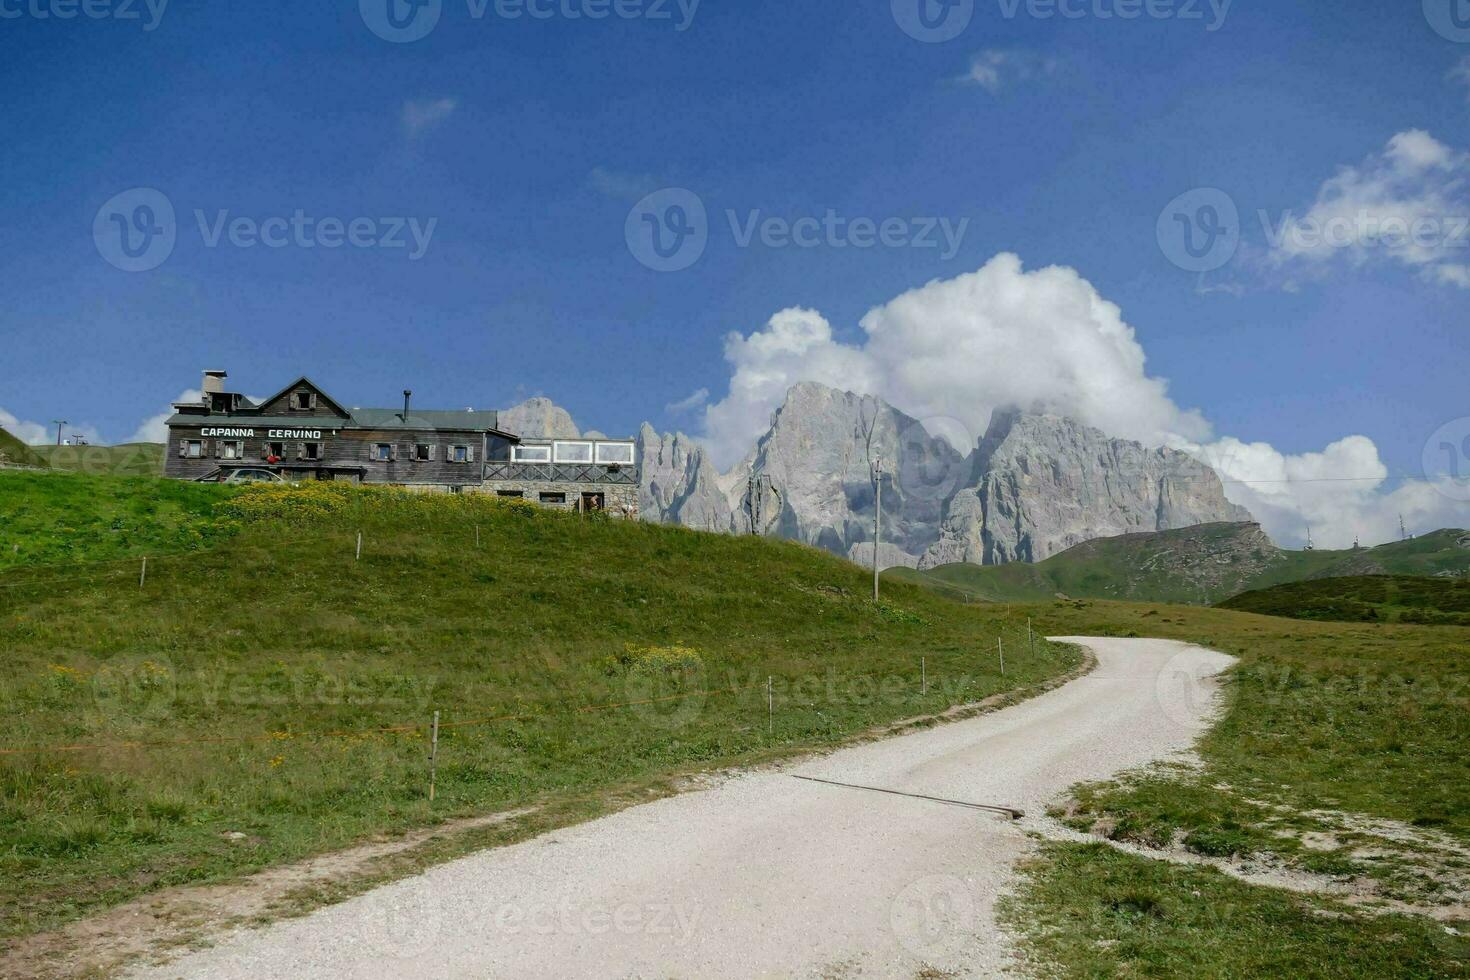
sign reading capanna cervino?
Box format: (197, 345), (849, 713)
(266, 429), (324, 439)
(201, 427), (257, 438)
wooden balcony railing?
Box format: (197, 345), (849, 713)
(482, 461), (638, 485)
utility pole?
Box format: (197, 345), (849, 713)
(872, 453), (882, 603)
(1399, 514), (1411, 541)
(51, 420), (67, 446)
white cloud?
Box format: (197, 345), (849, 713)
(127, 390), (200, 444)
(957, 49), (1057, 93)
(700, 254), (1470, 547)
(1182, 434), (1468, 549)
(1451, 56), (1470, 102)
(0, 408), (52, 445)
(703, 254), (1205, 468)
(1434, 264), (1470, 289)
(401, 98), (457, 139)
(665, 387), (710, 416)
(0, 408), (102, 446)
(588, 167), (660, 200)
(1266, 130), (1470, 288)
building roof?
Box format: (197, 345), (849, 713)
(165, 374), (520, 438)
(166, 409), (514, 436)
(347, 408), (510, 434)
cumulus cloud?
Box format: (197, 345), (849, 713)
(665, 387), (710, 416)
(957, 49), (1057, 93)
(0, 408), (101, 446)
(127, 390), (200, 444)
(401, 98), (457, 139)
(700, 254), (1469, 547)
(1173, 435), (1466, 549)
(588, 167), (661, 200)
(0, 408), (51, 445)
(704, 254), (1206, 467)
(1265, 130), (1470, 289)
(1452, 56), (1470, 102)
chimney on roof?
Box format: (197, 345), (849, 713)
(202, 370), (228, 395)
(402, 390), (412, 422)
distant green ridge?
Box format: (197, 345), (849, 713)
(889, 522), (1470, 605)
(1218, 574), (1470, 625)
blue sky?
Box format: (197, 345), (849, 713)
(2, 0), (1468, 541)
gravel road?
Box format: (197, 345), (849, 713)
(131, 637), (1234, 980)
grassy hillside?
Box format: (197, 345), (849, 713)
(0, 427), (48, 469)
(1003, 599), (1470, 977)
(1219, 574), (1470, 626)
(0, 475), (1077, 940)
(0, 470), (239, 569)
(29, 442), (164, 477)
(892, 523), (1470, 605)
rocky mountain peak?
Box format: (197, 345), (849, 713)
(498, 397), (580, 440)
(637, 424), (734, 533)
(920, 409), (1251, 567)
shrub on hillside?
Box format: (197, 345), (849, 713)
(222, 482), (547, 526)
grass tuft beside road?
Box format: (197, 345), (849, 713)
(1003, 841), (1467, 979)
(1004, 600), (1470, 977)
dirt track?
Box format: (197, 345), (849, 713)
(130, 637), (1234, 979)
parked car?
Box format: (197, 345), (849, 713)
(195, 468), (286, 484)
(223, 468), (286, 484)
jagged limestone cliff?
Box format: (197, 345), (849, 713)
(919, 410), (1251, 568)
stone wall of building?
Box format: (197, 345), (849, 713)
(475, 479), (639, 518)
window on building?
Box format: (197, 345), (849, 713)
(539, 492), (566, 504)
(553, 441), (594, 464)
(373, 443), (393, 462)
(185, 440), (203, 458)
(512, 444), (552, 463)
(302, 442), (320, 461)
(293, 391), (313, 410)
(594, 442), (635, 466)
(222, 441), (244, 460)
(450, 445), (469, 463)
(497, 490), (524, 498)
(415, 444), (432, 461)
(449, 486), (464, 495)
(266, 442), (284, 460)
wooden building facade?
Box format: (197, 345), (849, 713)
(163, 371), (639, 515)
